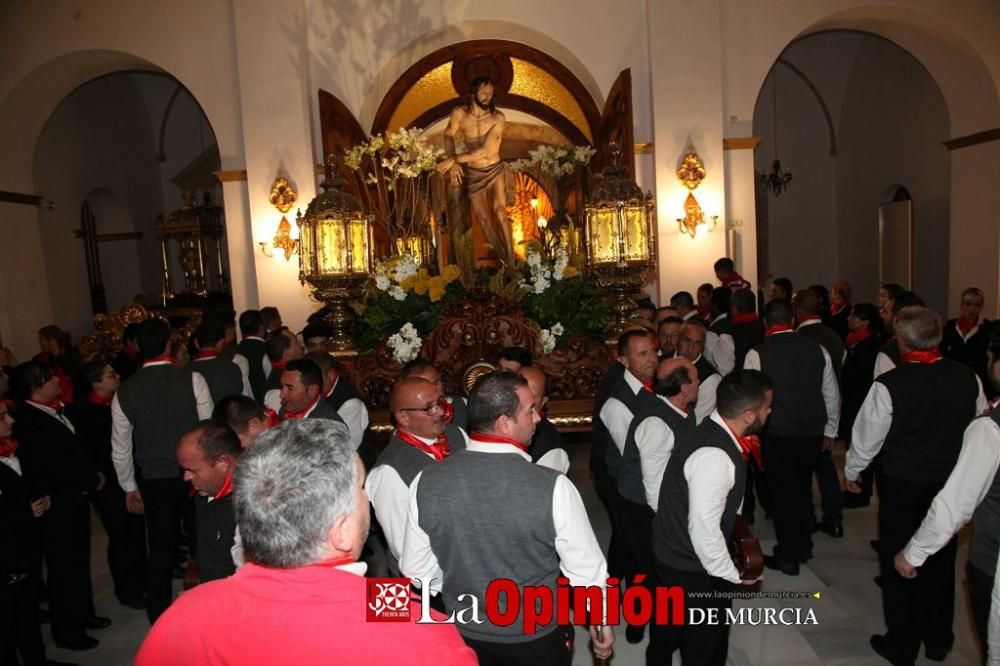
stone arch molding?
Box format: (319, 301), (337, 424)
(742, 5), (1000, 139)
(358, 19), (605, 133)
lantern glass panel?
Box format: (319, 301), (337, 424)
(299, 220), (314, 277)
(588, 207), (619, 265)
(348, 218), (369, 273)
(623, 206), (649, 263)
(317, 217), (347, 275)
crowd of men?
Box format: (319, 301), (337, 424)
(1, 255), (998, 666)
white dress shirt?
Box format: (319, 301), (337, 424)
(0, 454), (22, 477)
(365, 434), (437, 564)
(400, 439), (608, 613)
(264, 389), (281, 413)
(326, 377), (370, 451)
(874, 351), (896, 379)
(233, 336), (271, 389)
(535, 448), (571, 475)
(845, 372), (987, 482)
(743, 331), (841, 438)
(598, 369), (645, 455)
(692, 355), (721, 425)
(710, 324), (736, 377)
(685, 411), (744, 584)
(111, 361), (214, 493)
(633, 397), (689, 510)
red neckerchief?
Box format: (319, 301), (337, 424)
(957, 317), (979, 337)
(797, 315), (822, 326)
(194, 349), (220, 361)
(144, 355), (176, 366)
(263, 407), (281, 428)
(27, 398), (64, 412)
(87, 393), (114, 406)
(124, 346), (139, 359)
(0, 437), (18, 458)
(324, 373), (340, 400)
(830, 302), (849, 317)
(765, 324), (793, 338)
(469, 431), (529, 453)
(845, 328), (874, 349)
(696, 305), (711, 321)
(440, 398), (455, 424)
(283, 395), (320, 421)
(213, 472), (235, 501)
(721, 419), (763, 469)
(731, 313), (759, 325)
(641, 380), (654, 393)
(305, 556), (357, 570)
(271, 360), (287, 372)
(395, 428), (452, 462)
(901, 349), (943, 364)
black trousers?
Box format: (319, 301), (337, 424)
(648, 564), (732, 666)
(967, 561), (992, 664)
(814, 449), (843, 524)
(92, 482), (147, 604)
(742, 457), (771, 521)
(878, 474), (957, 662)
(602, 474), (637, 581)
(40, 494), (93, 642)
(2, 570), (47, 665)
(138, 476), (187, 624)
(618, 495), (658, 627)
(763, 434), (821, 563)
(463, 626), (572, 666)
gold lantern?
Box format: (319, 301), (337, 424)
(583, 143), (657, 341)
(296, 172), (373, 354)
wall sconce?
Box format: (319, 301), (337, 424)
(674, 148), (717, 238)
(259, 174), (299, 260)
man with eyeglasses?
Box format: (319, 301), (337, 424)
(675, 320), (721, 424)
(366, 377), (466, 575)
(401, 358), (468, 431)
(657, 316), (684, 360)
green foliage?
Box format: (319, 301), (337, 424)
(522, 272), (611, 340)
(352, 287), (444, 355)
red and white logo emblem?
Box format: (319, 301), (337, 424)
(366, 578), (412, 622)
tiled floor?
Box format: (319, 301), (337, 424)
(42, 439), (982, 665)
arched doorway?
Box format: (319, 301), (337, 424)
(752, 30), (950, 313)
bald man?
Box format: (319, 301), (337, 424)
(676, 321), (722, 424)
(519, 367), (570, 474)
(365, 378), (466, 574)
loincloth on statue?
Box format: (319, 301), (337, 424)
(463, 161), (515, 206)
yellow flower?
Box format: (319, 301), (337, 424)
(442, 264), (461, 283)
(562, 265), (579, 278)
(427, 276), (447, 302)
(399, 275), (418, 291)
(417, 267), (429, 279)
(413, 278), (429, 296)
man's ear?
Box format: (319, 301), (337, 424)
(327, 513), (353, 554)
(540, 395), (549, 411)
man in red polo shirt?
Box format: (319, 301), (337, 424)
(136, 419), (475, 665)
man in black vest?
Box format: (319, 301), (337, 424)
(234, 310), (269, 404)
(845, 306), (986, 664)
(618, 357), (698, 645)
(591, 356), (627, 578)
(498, 346), (533, 373)
(192, 318), (248, 403)
(12, 361), (107, 650)
(301, 321), (333, 354)
(263, 328), (305, 412)
(177, 420), (241, 583)
(940, 287), (995, 396)
(875, 291), (925, 379)
(306, 351), (370, 453)
(400, 358), (468, 431)
(519, 366), (569, 472)
(213, 395), (272, 450)
(706, 287), (734, 375)
(111, 318), (214, 623)
(745, 299), (840, 575)
(676, 320), (721, 424)
(768, 276), (793, 302)
(401, 371), (614, 664)
(671, 291), (698, 321)
(794, 289), (847, 538)
(657, 316), (684, 360)
(277, 358), (344, 423)
(260, 306), (283, 334)
(366, 377), (465, 574)
(894, 332), (1000, 664)
(651, 370), (772, 665)
(601, 329), (658, 585)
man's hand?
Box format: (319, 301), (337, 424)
(822, 437), (835, 452)
(741, 574), (763, 586)
(894, 552), (918, 579)
(125, 489), (144, 514)
(845, 480), (862, 494)
(435, 157), (456, 176)
(588, 625), (614, 661)
(30, 495), (51, 518)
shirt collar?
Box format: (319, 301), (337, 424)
(466, 439), (532, 461)
(660, 395), (689, 418)
(335, 561), (368, 576)
(143, 360), (173, 367)
(245, 336), (266, 343)
(623, 369), (645, 394)
(796, 319), (822, 330)
(711, 314), (728, 325)
(709, 410), (743, 454)
(683, 311), (697, 320)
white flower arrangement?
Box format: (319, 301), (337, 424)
(521, 246), (571, 295)
(539, 322), (565, 354)
(374, 254), (420, 301)
(387, 322), (422, 364)
(512, 144), (596, 178)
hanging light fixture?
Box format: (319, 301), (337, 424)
(760, 68), (793, 197)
